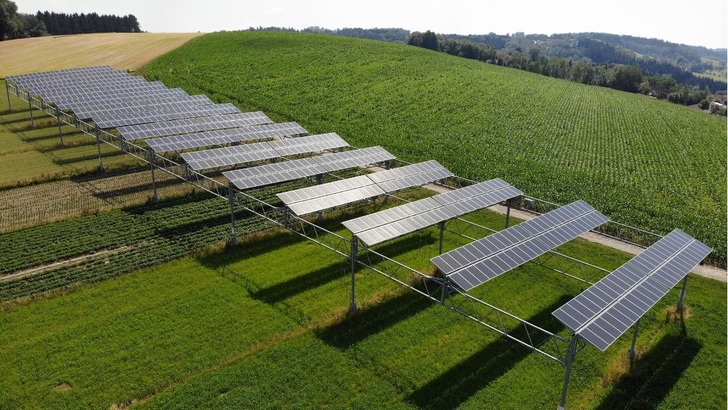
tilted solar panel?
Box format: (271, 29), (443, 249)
(432, 200), (609, 291)
(147, 122), (309, 153)
(117, 112), (273, 140)
(552, 229), (712, 351)
(223, 146), (397, 190)
(343, 179), (523, 246)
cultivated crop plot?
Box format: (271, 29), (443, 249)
(0, 32), (725, 410)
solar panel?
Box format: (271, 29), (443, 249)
(368, 160), (454, 193)
(224, 157), (328, 190)
(267, 133), (348, 156)
(552, 229), (712, 351)
(93, 103), (241, 129)
(117, 112), (273, 140)
(278, 175), (386, 216)
(223, 146), (397, 190)
(72, 95), (215, 119)
(343, 179), (523, 246)
(180, 133), (349, 171)
(147, 122), (309, 153)
(316, 146), (395, 172)
(432, 200), (609, 291)
(55, 88), (190, 110)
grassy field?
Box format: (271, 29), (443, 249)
(0, 31), (725, 409)
(142, 31), (727, 267)
(0, 33), (203, 77)
(0, 211), (724, 409)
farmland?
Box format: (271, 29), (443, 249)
(142, 31), (727, 267)
(0, 31), (725, 410)
(0, 32), (204, 77)
(0, 212), (725, 409)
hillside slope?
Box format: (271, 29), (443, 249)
(0, 32), (203, 77)
(142, 31), (727, 266)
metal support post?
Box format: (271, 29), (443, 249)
(283, 207), (290, 229)
(628, 318), (641, 361)
(349, 236), (359, 314)
(505, 198), (512, 228)
(316, 174), (323, 185)
(56, 107), (64, 147)
(5, 82), (11, 112)
(28, 98), (35, 128)
(438, 221), (445, 255)
(558, 334), (578, 410)
(148, 149), (159, 202)
(228, 183), (238, 246)
(677, 276), (689, 313)
(94, 126), (105, 173)
(440, 279), (448, 303)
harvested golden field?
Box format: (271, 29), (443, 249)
(0, 32), (204, 77)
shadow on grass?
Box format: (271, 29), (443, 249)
(51, 149), (127, 165)
(316, 290), (434, 349)
(407, 296), (570, 410)
(595, 333), (702, 410)
(250, 260), (348, 304)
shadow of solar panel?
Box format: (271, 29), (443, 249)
(433, 200), (608, 291)
(552, 229), (712, 351)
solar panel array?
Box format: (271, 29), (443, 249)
(552, 229), (711, 351)
(94, 103), (241, 129)
(117, 112), (273, 140)
(343, 178), (523, 246)
(73, 95), (215, 120)
(223, 146), (396, 190)
(277, 161), (453, 215)
(147, 122), (308, 153)
(181, 133), (349, 171)
(4, 66), (294, 137)
(432, 200), (609, 291)
(279, 175), (386, 216)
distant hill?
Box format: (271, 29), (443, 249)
(442, 32), (727, 92)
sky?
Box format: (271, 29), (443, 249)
(14, 0), (728, 49)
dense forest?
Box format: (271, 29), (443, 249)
(0, 0), (140, 40)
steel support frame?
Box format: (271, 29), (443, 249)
(5, 80), (677, 410)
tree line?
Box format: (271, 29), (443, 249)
(408, 31), (723, 109)
(35, 12), (141, 35)
(0, 0), (140, 40)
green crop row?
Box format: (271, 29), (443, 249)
(143, 31), (726, 267)
(0, 212), (275, 302)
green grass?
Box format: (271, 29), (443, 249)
(0, 210), (724, 409)
(0, 79), (143, 189)
(142, 31), (727, 267)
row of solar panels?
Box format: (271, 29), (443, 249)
(336, 177), (711, 352)
(6, 66), (404, 193)
(6, 66), (257, 136)
(8, 66), (712, 356)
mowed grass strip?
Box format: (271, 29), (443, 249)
(0, 32), (204, 77)
(142, 31), (727, 267)
(1, 209), (723, 409)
